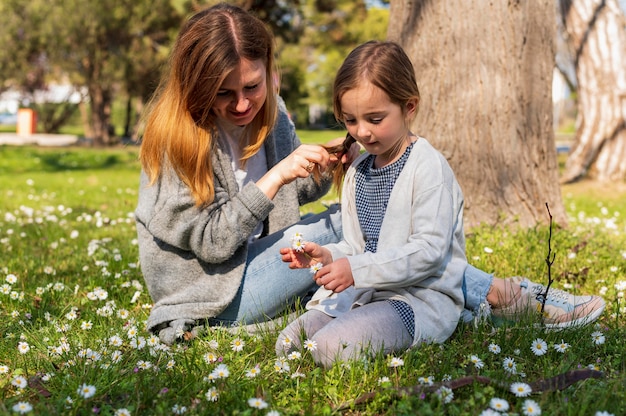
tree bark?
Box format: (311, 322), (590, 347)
(388, 0), (567, 228)
(559, 0), (626, 183)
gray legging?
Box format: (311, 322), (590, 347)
(276, 301), (413, 368)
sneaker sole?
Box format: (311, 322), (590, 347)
(542, 301), (606, 331)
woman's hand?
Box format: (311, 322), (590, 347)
(324, 135), (361, 166)
(257, 144), (330, 199)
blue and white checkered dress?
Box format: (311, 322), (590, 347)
(354, 142), (416, 338)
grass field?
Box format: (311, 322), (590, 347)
(0, 139), (625, 415)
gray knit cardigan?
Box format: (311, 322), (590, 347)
(135, 102), (332, 332)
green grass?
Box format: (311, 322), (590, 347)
(0, 144), (625, 415)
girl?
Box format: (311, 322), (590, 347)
(277, 41), (466, 367)
(276, 41), (605, 368)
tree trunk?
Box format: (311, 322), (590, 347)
(559, 0), (626, 183)
(388, 0), (567, 228)
(88, 83), (113, 147)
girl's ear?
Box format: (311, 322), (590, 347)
(405, 98), (419, 118)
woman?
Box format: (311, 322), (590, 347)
(135, 3), (604, 345)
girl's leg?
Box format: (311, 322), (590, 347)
(275, 310), (333, 356)
(298, 302), (413, 368)
(213, 204), (342, 325)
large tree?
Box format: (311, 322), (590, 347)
(558, 0), (626, 183)
(388, 0), (567, 228)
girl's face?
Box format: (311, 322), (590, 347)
(340, 80), (417, 165)
(213, 58), (268, 126)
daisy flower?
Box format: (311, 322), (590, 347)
(204, 352), (218, 364)
(248, 397), (269, 409)
(290, 233), (305, 252)
(310, 262), (323, 274)
(77, 383), (97, 399)
(287, 351), (301, 360)
(489, 397), (509, 412)
(378, 376), (391, 385)
(171, 404), (187, 414)
(245, 365), (261, 378)
(510, 382), (532, 397)
(11, 375), (28, 389)
(281, 335), (293, 349)
(231, 338), (245, 352)
(554, 340), (570, 353)
(418, 376), (434, 386)
(114, 409), (132, 416)
(17, 342), (30, 354)
(594, 411), (614, 416)
(488, 343), (501, 354)
(303, 339), (318, 352)
(502, 357), (517, 374)
(274, 358), (290, 373)
(388, 357), (404, 368)
(591, 331), (606, 345)
(521, 399), (541, 415)
(212, 364), (230, 379)
(436, 386), (454, 404)
(469, 354), (484, 369)
(530, 338), (548, 356)
(480, 409), (500, 416)
(12, 402), (33, 414)
(0, 364), (9, 374)
(205, 387), (219, 402)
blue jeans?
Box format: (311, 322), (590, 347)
(463, 264), (493, 311)
(214, 204), (342, 324)
(214, 203), (492, 324)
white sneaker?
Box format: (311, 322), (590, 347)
(492, 277), (605, 330)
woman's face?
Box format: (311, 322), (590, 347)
(213, 58), (268, 126)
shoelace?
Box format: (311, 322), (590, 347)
(531, 284), (569, 303)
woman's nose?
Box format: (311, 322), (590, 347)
(233, 93), (249, 112)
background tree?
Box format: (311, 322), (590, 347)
(387, 0), (567, 228)
(0, 0), (181, 145)
(557, 0), (626, 183)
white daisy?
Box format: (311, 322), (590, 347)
(530, 338), (548, 356)
(248, 397), (268, 409)
(489, 397), (509, 412)
(510, 382), (532, 397)
(521, 399), (541, 415)
(553, 340), (570, 353)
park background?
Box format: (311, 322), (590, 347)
(1, 0), (626, 415)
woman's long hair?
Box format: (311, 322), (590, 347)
(139, 3), (278, 207)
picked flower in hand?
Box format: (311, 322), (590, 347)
(310, 262), (323, 274)
(290, 232), (305, 252)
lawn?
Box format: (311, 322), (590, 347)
(0, 140), (624, 415)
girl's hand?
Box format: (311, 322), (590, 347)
(279, 241), (331, 270)
(314, 258), (354, 293)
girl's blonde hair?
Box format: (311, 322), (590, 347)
(139, 3), (278, 206)
(328, 41), (421, 188)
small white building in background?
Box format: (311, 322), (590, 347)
(0, 84), (85, 114)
